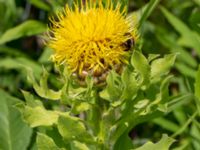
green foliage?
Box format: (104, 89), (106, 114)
(0, 57), (42, 77)
(150, 54), (176, 81)
(195, 66), (200, 99)
(27, 68), (61, 100)
(0, 0), (200, 150)
(37, 133), (65, 150)
(0, 90), (32, 150)
(28, 0), (51, 11)
(16, 51), (178, 149)
(131, 51), (150, 86)
(57, 115), (94, 143)
(161, 7), (200, 56)
(114, 133), (134, 150)
(138, 0), (161, 29)
(18, 105), (61, 127)
(195, 66), (200, 114)
(134, 134), (175, 150)
(0, 20), (46, 45)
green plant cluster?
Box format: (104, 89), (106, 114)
(15, 50), (176, 149)
(0, 0), (200, 150)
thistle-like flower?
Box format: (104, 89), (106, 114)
(48, 0), (138, 83)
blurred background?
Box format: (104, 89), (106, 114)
(0, 0), (200, 149)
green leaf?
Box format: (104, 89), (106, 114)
(172, 111), (198, 138)
(134, 99), (149, 109)
(131, 51), (150, 87)
(159, 76), (172, 102)
(139, 0), (161, 28)
(168, 94), (193, 112)
(135, 76), (171, 115)
(175, 62), (196, 78)
(27, 68), (61, 100)
(195, 65), (200, 99)
(71, 102), (91, 115)
(39, 47), (53, 63)
(100, 71), (122, 102)
(112, 93), (191, 144)
(17, 104), (60, 127)
(37, 133), (65, 150)
(190, 122), (200, 150)
(134, 134), (175, 150)
(194, 65), (200, 114)
(99, 88), (110, 102)
(0, 57), (42, 79)
(189, 9), (200, 33)
(161, 7), (200, 56)
(114, 133), (133, 150)
(60, 82), (87, 105)
(0, 46), (27, 57)
(0, 90), (32, 150)
(151, 54), (176, 81)
(21, 90), (43, 107)
(70, 141), (90, 150)
(29, 0), (51, 11)
(120, 67), (138, 101)
(0, 20), (46, 44)
(153, 118), (179, 132)
(155, 26), (197, 68)
(0, 0), (17, 32)
(193, 0), (200, 6)
(173, 107), (187, 125)
(57, 115), (94, 143)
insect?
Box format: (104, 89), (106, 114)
(123, 33), (135, 51)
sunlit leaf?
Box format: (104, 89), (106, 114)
(151, 54), (176, 81)
(134, 134), (175, 150)
(57, 115), (94, 143)
(120, 67), (138, 101)
(131, 51), (150, 87)
(27, 68), (61, 100)
(70, 141), (90, 150)
(100, 71), (122, 102)
(37, 133), (65, 150)
(71, 101), (91, 114)
(17, 104), (61, 127)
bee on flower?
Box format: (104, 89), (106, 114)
(48, 0), (138, 85)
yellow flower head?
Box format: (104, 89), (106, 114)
(48, 0), (138, 77)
